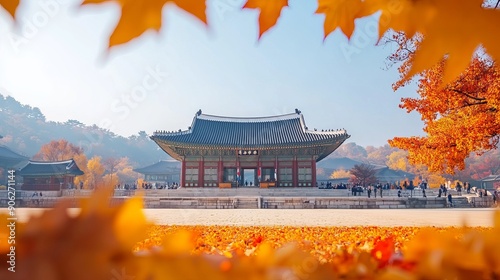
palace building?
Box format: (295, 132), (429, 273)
(151, 109), (349, 188)
(18, 159), (84, 191)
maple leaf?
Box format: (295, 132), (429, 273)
(243, 0), (288, 39)
(361, 0), (431, 39)
(82, 0), (207, 47)
(0, 0), (19, 19)
(315, 0), (372, 39)
(406, 0), (500, 83)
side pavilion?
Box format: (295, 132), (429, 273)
(151, 109), (350, 188)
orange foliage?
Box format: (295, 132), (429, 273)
(33, 139), (84, 162)
(390, 57), (500, 174)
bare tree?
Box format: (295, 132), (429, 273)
(350, 164), (378, 188)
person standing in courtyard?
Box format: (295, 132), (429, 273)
(447, 193), (453, 207)
(456, 182), (462, 196)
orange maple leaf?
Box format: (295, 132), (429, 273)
(361, 0), (431, 39)
(0, 0), (19, 19)
(243, 0), (288, 39)
(406, 0), (500, 83)
(82, 0), (207, 47)
(315, 0), (372, 39)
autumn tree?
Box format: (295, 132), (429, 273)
(389, 56), (500, 174)
(103, 157), (120, 186)
(330, 169), (350, 179)
(85, 156), (105, 189)
(35, 139), (88, 185)
(102, 157), (140, 186)
(34, 139), (83, 161)
(349, 164), (377, 187)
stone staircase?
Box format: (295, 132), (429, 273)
(449, 196), (471, 208)
(233, 197), (259, 209)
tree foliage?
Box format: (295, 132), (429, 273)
(86, 156), (105, 189)
(330, 169), (350, 179)
(33, 139), (83, 162)
(389, 56), (500, 174)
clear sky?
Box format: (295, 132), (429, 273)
(0, 0), (423, 147)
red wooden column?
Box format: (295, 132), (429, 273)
(257, 155), (261, 185)
(198, 157), (204, 188)
(275, 156), (279, 187)
(180, 158), (186, 187)
(292, 156), (298, 187)
(311, 158), (317, 188)
(236, 151), (240, 187)
(218, 157), (223, 185)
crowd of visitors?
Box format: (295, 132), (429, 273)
(113, 182), (180, 190)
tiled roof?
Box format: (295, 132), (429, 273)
(0, 145), (29, 168)
(134, 160), (181, 175)
(18, 159), (84, 177)
(374, 167), (414, 182)
(151, 110), (350, 149)
(481, 175), (500, 182)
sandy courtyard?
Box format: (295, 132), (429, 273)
(10, 208), (497, 227)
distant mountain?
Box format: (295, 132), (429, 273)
(316, 157), (386, 181)
(0, 93), (169, 167)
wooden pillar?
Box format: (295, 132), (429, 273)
(218, 157), (223, 184)
(198, 157), (204, 188)
(257, 155), (261, 184)
(311, 158), (317, 188)
(180, 158), (186, 187)
(292, 156), (298, 188)
(236, 151), (240, 186)
(275, 156), (279, 187)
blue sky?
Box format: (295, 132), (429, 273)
(0, 0), (423, 147)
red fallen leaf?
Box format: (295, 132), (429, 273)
(252, 235), (264, 247)
(371, 236), (395, 268)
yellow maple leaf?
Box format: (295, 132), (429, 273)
(315, 0), (371, 39)
(0, 0), (19, 19)
(114, 196), (148, 249)
(243, 0), (288, 39)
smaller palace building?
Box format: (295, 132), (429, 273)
(134, 160), (181, 186)
(18, 159), (84, 191)
(151, 110), (350, 188)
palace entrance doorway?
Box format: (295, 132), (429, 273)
(241, 168), (257, 187)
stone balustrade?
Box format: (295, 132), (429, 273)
(0, 188), (495, 209)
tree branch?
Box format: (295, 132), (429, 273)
(449, 89), (486, 101)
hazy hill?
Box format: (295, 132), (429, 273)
(0, 94), (169, 167)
